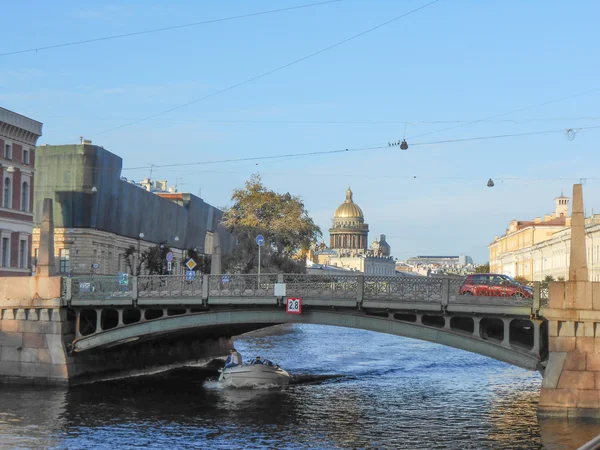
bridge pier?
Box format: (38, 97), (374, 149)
(539, 184), (600, 418)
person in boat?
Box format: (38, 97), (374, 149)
(224, 348), (242, 368)
(252, 356), (264, 365)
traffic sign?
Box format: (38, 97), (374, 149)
(256, 235), (265, 246)
(185, 270), (195, 281)
(186, 258), (197, 270)
(166, 252), (174, 262)
(286, 297), (302, 314)
(167, 261), (172, 272)
(92, 263), (99, 269)
(118, 272), (129, 285)
(222, 275), (230, 283)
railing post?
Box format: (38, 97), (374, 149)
(65, 277), (72, 302)
(532, 281), (541, 316)
(357, 274), (364, 309)
(202, 274), (209, 302)
(441, 278), (449, 310)
(131, 276), (138, 302)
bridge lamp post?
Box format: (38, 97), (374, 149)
(137, 232), (144, 275)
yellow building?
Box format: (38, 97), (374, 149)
(489, 195), (570, 280)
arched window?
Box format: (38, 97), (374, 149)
(3, 177), (11, 208)
(21, 181), (29, 212)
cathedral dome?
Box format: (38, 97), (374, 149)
(334, 188), (364, 219)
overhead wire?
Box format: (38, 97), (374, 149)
(116, 123), (600, 172)
(407, 87), (600, 140)
(0, 0), (343, 57)
(92, 0), (443, 137)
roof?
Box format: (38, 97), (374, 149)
(334, 188), (364, 219)
(515, 216), (567, 230)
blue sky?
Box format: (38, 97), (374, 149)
(2, 0), (600, 262)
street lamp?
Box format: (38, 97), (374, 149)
(138, 232), (144, 275)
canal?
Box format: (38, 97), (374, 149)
(1, 324), (599, 449)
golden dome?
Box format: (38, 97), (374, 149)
(334, 187), (364, 218)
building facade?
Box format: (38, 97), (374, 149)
(32, 141), (233, 275)
(489, 195), (572, 280)
(0, 107), (43, 276)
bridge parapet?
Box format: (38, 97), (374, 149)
(62, 274), (546, 317)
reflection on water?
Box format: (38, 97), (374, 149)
(1, 324), (599, 449)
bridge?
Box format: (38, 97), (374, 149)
(61, 274), (548, 372)
(1, 183), (599, 418)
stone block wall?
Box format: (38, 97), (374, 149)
(0, 307), (71, 385)
(539, 281), (600, 417)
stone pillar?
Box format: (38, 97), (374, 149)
(210, 230), (222, 275)
(37, 198), (55, 277)
(569, 184), (588, 282)
(539, 183), (600, 418)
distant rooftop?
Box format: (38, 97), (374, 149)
(0, 107), (43, 137)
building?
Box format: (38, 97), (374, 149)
(406, 255), (473, 267)
(310, 187), (396, 276)
(489, 195), (572, 279)
(0, 107), (43, 276)
(32, 141), (233, 275)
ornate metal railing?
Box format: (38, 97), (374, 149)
(63, 274), (552, 313)
(283, 274), (358, 299)
(364, 276), (444, 302)
(70, 275), (133, 300)
(138, 275), (203, 298)
(208, 274), (279, 297)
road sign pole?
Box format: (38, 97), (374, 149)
(258, 244), (261, 287)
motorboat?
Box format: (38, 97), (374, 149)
(218, 359), (291, 388)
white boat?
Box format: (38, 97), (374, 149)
(218, 361), (291, 388)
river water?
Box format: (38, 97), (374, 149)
(1, 324), (600, 449)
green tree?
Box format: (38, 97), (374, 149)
(475, 263), (490, 273)
(544, 275), (555, 283)
(142, 243), (172, 275)
(186, 248), (211, 274)
(221, 174), (321, 273)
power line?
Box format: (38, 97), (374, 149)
(0, 0), (343, 57)
(117, 124), (600, 172)
(93, 0), (443, 137)
(408, 87), (600, 140)
(44, 115), (600, 125)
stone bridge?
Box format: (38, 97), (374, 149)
(61, 274), (548, 373)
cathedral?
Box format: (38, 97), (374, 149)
(309, 188), (395, 275)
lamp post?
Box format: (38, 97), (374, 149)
(138, 232), (144, 275)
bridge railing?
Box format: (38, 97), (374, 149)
(138, 275), (203, 298)
(283, 274), (358, 300)
(69, 275), (133, 301)
(62, 274), (547, 314)
(208, 274), (279, 297)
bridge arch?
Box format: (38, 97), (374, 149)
(72, 309), (543, 372)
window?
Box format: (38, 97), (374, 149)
(4, 144), (12, 160)
(3, 177), (11, 208)
(23, 150), (29, 165)
(59, 249), (70, 273)
(2, 237), (9, 267)
(21, 181), (29, 212)
(19, 240), (28, 269)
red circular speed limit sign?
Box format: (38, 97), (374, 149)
(286, 297), (302, 314)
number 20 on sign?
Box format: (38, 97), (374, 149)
(286, 297), (302, 314)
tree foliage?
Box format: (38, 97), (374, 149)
(474, 263), (490, 274)
(186, 248), (211, 273)
(221, 174), (321, 273)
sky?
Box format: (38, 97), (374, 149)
(2, 0), (600, 263)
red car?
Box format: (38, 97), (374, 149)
(459, 273), (533, 298)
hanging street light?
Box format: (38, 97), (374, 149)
(487, 178), (495, 187)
